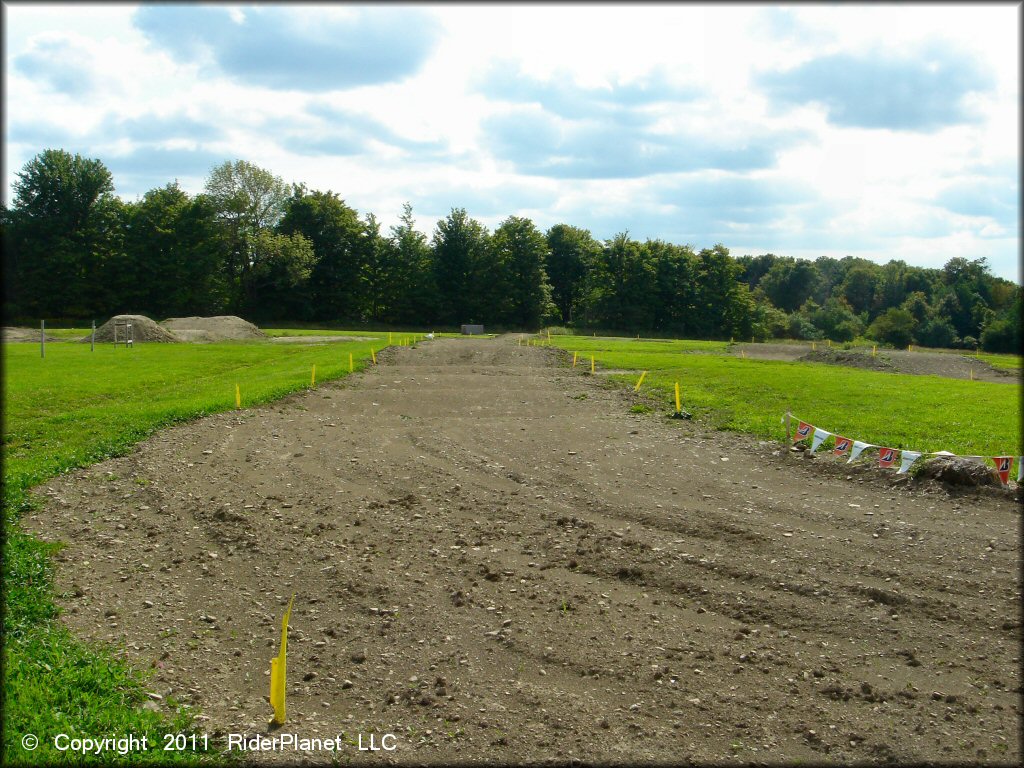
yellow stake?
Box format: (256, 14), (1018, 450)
(311, 365), (316, 387)
(812, 341), (816, 351)
(741, 350), (746, 359)
(349, 353), (353, 373)
(872, 345), (876, 357)
(269, 594), (295, 726)
(572, 352), (577, 367)
(547, 329), (551, 340)
(908, 344), (913, 352)
(590, 356), (595, 374)
(235, 383), (241, 410)
(634, 370), (647, 391)
(674, 382), (681, 414)
(371, 348), (376, 365)
(970, 368), (974, 381)
(827, 339), (832, 348)
(389, 332), (392, 345)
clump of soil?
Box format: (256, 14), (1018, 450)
(161, 316), (266, 342)
(915, 455), (1001, 487)
(86, 315), (181, 343)
(2, 327), (61, 343)
(798, 348), (896, 372)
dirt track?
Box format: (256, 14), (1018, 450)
(30, 335), (1021, 764)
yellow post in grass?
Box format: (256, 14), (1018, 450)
(970, 368), (974, 381)
(547, 329), (551, 340)
(349, 353), (353, 373)
(827, 339), (832, 348)
(572, 351), (577, 367)
(235, 384), (241, 410)
(741, 350), (746, 359)
(674, 382), (681, 415)
(812, 341), (816, 351)
(311, 365), (316, 387)
(590, 356), (595, 374)
(872, 345), (877, 357)
(908, 344), (913, 352)
(269, 595), (295, 726)
(634, 370), (647, 391)
(389, 332), (392, 345)
(371, 348), (376, 365)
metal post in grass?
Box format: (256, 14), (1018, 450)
(40, 320), (45, 358)
(784, 411), (792, 441)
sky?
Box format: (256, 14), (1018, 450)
(3, 2), (1020, 281)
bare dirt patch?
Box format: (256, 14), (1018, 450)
(268, 335), (377, 344)
(162, 316), (266, 342)
(29, 335), (1020, 764)
(734, 342), (1018, 383)
(2, 326), (61, 343)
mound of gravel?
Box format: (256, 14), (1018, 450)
(798, 349), (896, 372)
(87, 315), (181, 343)
(915, 456), (1001, 487)
(161, 316), (266, 341)
(3, 327), (61, 343)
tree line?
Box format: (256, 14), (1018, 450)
(3, 149), (1020, 352)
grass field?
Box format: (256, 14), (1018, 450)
(2, 335), (403, 764)
(548, 335), (1021, 458)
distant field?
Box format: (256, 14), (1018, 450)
(549, 335), (1021, 458)
(977, 352), (1022, 370)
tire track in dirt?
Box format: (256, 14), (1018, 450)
(29, 335), (1020, 764)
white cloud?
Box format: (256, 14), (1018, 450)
(2, 2), (1019, 281)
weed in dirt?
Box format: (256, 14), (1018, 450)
(552, 336), (1021, 456)
(629, 403), (652, 414)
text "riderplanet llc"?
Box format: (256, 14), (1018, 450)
(226, 733), (398, 752)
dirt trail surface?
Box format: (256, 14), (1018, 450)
(732, 342), (1018, 383)
(30, 336), (1020, 765)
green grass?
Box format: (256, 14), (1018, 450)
(975, 352), (1022, 370)
(551, 336), (1022, 457)
(2, 336), (393, 764)
(261, 328), (389, 338)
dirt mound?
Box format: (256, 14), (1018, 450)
(161, 316), (266, 342)
(798, 348), (896, 372)
(915, 455), (1002, 487)
(87, 315), (181, 343)
(2, 327), (60, 343)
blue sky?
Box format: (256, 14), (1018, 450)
(3, 3), (1019, 281)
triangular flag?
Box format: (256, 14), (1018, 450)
(809, 427), (832, 454)
(878, 447), (898, 468)
(833, 435), (852, 456)
(793, 420), (813, 443)
(848, 440), (872, 463)
(992, 456), (1012, 485)
(897, 450), (921, 474)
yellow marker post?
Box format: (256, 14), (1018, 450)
(741, 350), (746, 359)
(872, 345), (877, 357)
(371, 348), (377, 365)
(827, 339), (832, 348)
(311, 365), (316, 387)
(590, 356), (595, 374)
(812, 341), (816, 351)
(547, 329), (551, 340)
(269, 594), (295, 726)
(908, 344), (913, 352)
(389, 332), (392, 345)
(634, 370), (647, 391)
(572, 352), (577, 367)
(235, 384), (241, 410)
(349, 353), (353, 373)
(970, 368), (974, 381)
(674, 382), (681, 415)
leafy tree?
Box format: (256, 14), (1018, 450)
(205, 160), (289, 310)
(839, 264), (879, 316)
(358, 213), (391, 322)
(650, 240), (700, 335)
(805, 297), (863, 342)
(914, 317), (958, 349)
(431, 208), (491, 325)
(386, 203), (438, 325)
(6, 149), (117, 317)
(491, 216), (555, 328)
(545, 224), (600, 324)
(759, 257), (822, 313)
(240, 230), (314, 320)
(867, 307), (917, 348)
(579, 233), (656, 331)
(278, 188), (363, 321)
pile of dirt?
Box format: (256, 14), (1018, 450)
(86, 315), (181, 343)
(798, 348), (897, 372)
(161, 316), (266, 342)
(2, 327), (60, 343)
(915, 455), (1001, 487)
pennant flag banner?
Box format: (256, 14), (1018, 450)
(810, 428), (832, 454)
(793, 420), (813, 443)
(848, 440), (872, 463)
(878, 447), (898, 468)
(897, 450), (921, 474)
(992, 456), (1012, 485)
(787, 413), (1017, 484)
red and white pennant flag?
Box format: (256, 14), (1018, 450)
(878, 447), (898, 468)
(992, 456), (1012, 485)
(793, 420), (813, 443)
(833, 435), (852, 456)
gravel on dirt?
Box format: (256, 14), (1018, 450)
(2, 326), (61, 343)
(161, 316), (266, 342)
(29, 335), (1021, 764)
